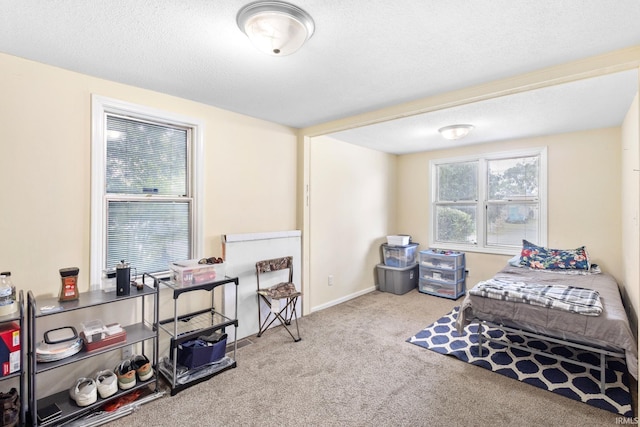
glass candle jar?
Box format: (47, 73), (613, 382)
(59, 267), (80, 301)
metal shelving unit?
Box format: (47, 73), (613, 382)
(27, 285), (160, 426)
(154, 275), (238, 396)
(0, 290), (24, 426)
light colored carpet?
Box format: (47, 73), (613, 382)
(107, 289), (636, 426)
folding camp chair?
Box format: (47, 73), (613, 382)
(256, 256), (301, 342)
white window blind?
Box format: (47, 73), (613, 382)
(105, 115), (192, 277)
(106, 201), (190, 275)
(91, 96), (203, 287)
(106, 115), (188, 196)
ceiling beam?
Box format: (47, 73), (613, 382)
(301, 45), (640, 138)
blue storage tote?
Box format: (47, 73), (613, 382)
(381, 243), (419, 268)
(177, 335), (227, 369)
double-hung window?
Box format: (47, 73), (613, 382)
(430, 148), (547, 254)
(91, 96), (203, 288)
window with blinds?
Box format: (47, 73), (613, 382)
(92, 96), (203, 287)
(104, 114), (192, 277)
(430, 147), (547, 254)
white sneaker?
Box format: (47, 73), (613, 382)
(69, 378), (97, 407)
(96, 370), (118, 399)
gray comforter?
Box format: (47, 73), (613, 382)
(456, 265), (638, 379)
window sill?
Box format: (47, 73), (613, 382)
(428, 242), (519, 257)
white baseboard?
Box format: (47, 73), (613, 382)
(310, 286), (376, 313)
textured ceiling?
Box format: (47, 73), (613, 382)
(331, 70), (639, 154)
(1, 1), (639, 153)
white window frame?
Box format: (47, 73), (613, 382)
(90, 95), (204, 289)
(429, 147), (547, 255)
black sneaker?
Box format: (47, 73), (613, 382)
(0, 388), (19, 427)
(114, 359), (136, 390)
(131, 354), (153, 381)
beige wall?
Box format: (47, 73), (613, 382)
(397, 128), (623, 284)
(621, 92), (640, 332)
(0, 52), (299, 393)
(308, 135), (396, 311)
(3, 50), (639, 394)
(0, 53), (298, 298)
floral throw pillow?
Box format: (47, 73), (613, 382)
(519, 240), (590, 270)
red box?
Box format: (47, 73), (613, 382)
(0, 322), (20, 376)
(80, 329), (126, 352)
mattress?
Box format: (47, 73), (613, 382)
(456, 264), (638, 379)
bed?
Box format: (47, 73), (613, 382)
(455, 245), (638, 392)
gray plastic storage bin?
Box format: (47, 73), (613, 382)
(376, 263), (418, 295)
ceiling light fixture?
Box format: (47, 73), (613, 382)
(237, 1), (315, 56)
(438, 124), (474, 140)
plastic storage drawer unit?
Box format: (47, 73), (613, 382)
(418, 249), (466, 299)
(419, 278), (465, 299)
(381, 243), (419, 268)
(419, 266), (465, 284)
(376, 264), (418, 295)
(419, 249), (464, 270)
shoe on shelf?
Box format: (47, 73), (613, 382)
(114, 360), (136, 390)
(131, 354), (153, 382)
(96, 369), (118, 399)
(69, 377), (97, 407)
(0, 388), (18, 426)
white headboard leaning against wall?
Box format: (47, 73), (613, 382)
(222, 230), (302, 341)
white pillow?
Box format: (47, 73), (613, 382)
(508, 254), (521, 267)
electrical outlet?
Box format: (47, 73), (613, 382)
(328, 275), (334, 286)
(121, 344), (133, 360)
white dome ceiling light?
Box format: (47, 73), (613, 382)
(438, 124), (475, 140)
(237, 1), (315, 56)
